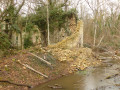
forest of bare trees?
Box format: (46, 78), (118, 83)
(0, 1), (120, 90)
(0, 0), (120, 53)
(79, 0), (120, 48)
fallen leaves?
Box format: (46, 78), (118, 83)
(47, 47), (101, 72)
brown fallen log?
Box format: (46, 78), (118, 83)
(48, 85), (63, 89)
(106, 74), (119, 79)
(114, 55), (120, 59)
(17, 60), (48, 78)
(115, 84), (120, 86)
(28, 52), (52, 67)
(0, 80), (31, 88)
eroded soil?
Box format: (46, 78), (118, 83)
(0, 46), (100, 90)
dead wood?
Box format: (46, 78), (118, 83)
(99, 55), (120, 60)
(106, 74), (119, 79)
(0, 80), (31, 88)
(48, 84), (63, 89)
(28, 52), (52, 67)
(17, 60), (48, 78)
(115, 84), (120, 86)
(97, 36), (104, 47)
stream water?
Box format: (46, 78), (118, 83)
(32, 58), (120, 90)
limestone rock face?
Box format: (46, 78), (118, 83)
(48, 20), (84, 49)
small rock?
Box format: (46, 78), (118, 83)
(0, 85), (2, 88)
(23, 66), (26, 69)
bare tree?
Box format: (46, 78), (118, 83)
(47, 0), (50, 45)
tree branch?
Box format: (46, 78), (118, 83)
(15, 0), (25, 16)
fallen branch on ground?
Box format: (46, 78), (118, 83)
(114, 55), (120, 59)
(0, 80), (31, 88)
(115, 84), (120, 86)
(17, 60), (48, 78)
(48, 84), (63, 89)
(99, 54), (120, 60)
(28, 52), (52, 67)
(106, 74), (119, 79)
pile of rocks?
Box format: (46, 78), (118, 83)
(49, 47), (101, 71)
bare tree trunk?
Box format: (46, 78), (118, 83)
(97, 36), (104, 47)
(93, 23), (97, 47)
(64, 0), (68, 11)
(47, 0), (50, 45)
(20, 29), (23, 50)
(80, 21), (84, 47)
(5, 21), (9, 34)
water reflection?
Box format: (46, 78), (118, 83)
(85, 72), (96, 90)
(31, 59), (120, 90)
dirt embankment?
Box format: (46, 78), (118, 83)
(0, 46), (101, 90)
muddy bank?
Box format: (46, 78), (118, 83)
(0, 46), (101, 90)
(32, 56), (120, 90)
